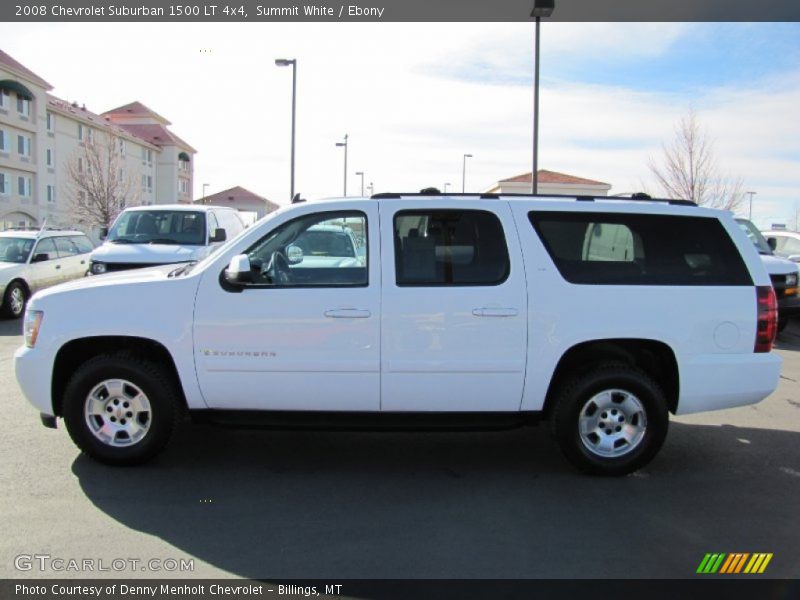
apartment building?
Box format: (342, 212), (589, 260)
(0, 48), (195, 231)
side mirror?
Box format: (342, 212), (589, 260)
(210, 228), (227, 243)
(99, 227), (108, 241)
(788, 255), (800, 263)
(224, 254), (253, 284)
(286, 244), (303, 265)
(31, 253), (50, 263)
(767, 237), (777, 251)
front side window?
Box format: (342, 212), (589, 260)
(32, 238), (57, 261)
(107, 210), (207, 245)
(54, 237), (79, 257)
(394, 209), (510, 286)
(244, 211), (367, 287)
(529, 211), (752, 286)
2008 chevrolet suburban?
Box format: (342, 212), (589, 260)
(14, 193), (782, 475)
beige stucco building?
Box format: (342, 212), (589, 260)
(486, 170), (612, 196)
(0, 48), (195, 231)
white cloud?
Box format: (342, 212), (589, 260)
(1, 22), (797, 228)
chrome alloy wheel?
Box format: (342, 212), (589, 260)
(9, 287), (24, 316)
(578, 389), (647, 458)
(84, 379), (152, 447)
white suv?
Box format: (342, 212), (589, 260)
(14, 194), (782, 475)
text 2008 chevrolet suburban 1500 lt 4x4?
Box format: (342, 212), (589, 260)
(14, 193), (782, 475)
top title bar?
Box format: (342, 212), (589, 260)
(4, 0), (800, 22)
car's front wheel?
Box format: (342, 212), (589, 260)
(62, 354), (181, 465)
(550, 363), (669, 476)
(1, 281), (27, 319)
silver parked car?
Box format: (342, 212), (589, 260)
(0, 229), (95, 319)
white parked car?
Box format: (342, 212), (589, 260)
(88, 204), (245, 275)
(15, 194), (781, 475)
(0, 229), (94, 319)
(736, 219), (800, 330)
(762, 230), (800, 263)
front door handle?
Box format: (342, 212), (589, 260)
(324, 308), (371, 319)
(55, 265), (61, 270)
(472, 307), (518, 317)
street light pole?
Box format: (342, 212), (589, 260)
(462, 154), (472, 193)
(747, 191), (756, 220)
(336, 134), (348, 196)
(275, 58), (297, 201)
(444, 182), (450, 193)
(355, 171), (365, 196)
(202, 183), (209, 204)
(367, 182), (374, 196)
(531, 0), (554, 194)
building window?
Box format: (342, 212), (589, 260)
(141, 174), (153, 193)
(16, 96), (31, 117)
(141, 147), (153, 164)
(47, 185), (55, 203)
(178, 179), (189, 194)
(119, 138), (126, 154)
(17, 135), (31, 157)
(0, 89), (8, 109)
(46, 111), (54, 131)
(17, 176), (31, 197)
(78, 157), (83, 173)
(46, 148), (53, 167)
(0, 172), (8, 195)
(0, 129), (6, 152)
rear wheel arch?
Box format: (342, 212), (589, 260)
(543, 338), (680, 417)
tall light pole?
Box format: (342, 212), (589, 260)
(747, 191), (756, 220)
(444, 182), (451, 193)
(275, 58), (297, 201)
(462, 154), (472, 193)
(355, 171), (365, 197)
(202, 183), (209, 204)
(336, 134), (348, 196)
(531, 0), (554, 194)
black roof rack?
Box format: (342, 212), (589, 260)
(369, 192), (696, 207)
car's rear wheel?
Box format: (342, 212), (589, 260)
(550, 363), (669, 476)
(62, 354), (181, 465)
(1, 281), (27, 319)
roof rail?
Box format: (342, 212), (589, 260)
(369, 192), (696, 206)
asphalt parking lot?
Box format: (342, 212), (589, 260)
(1, 317), (799, 580)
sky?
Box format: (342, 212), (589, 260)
(2, 21), (799, 229)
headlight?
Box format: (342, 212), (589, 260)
(24, 310), (43, 348)
(786, 273), (798, 287)
(91, 262), (107, 274)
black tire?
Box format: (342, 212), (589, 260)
(550, 363), (669, 476)
(1, 281), (27, 319)
(62, 353), (181, 465)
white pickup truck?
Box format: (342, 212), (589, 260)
(14, 194), (782, 475)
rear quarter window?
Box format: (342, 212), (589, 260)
(529, 211), (752, 286)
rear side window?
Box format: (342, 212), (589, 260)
(529, 211), (752, 286)
(394, 210), (510, 286)
(71, 235), (94, 254)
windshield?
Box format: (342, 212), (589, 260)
(735, 218), (772, 255)
(0, 237), (34, 264)
(107, 210), (206, 245)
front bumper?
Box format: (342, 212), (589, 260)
(14, 345), (56, 417)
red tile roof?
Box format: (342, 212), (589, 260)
(102, 101), (170, 124)
(199, 186), (278, 210)
(111, 123), (196, 153)
(500, 170), (610, 186)
(46, 93), (157, 147)
(0, 49), (52, 89)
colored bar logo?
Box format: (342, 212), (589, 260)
(697, 553), (773, 574)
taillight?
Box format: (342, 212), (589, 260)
(755, 285), (778, 353)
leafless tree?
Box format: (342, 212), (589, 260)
(65, 130), (140, 229)
(648, 110), (744, 211)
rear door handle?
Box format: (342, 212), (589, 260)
(472, 307), (518, 317)
(324, 308), (372, 319)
